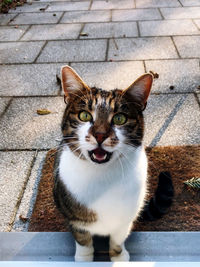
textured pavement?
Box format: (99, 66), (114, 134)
(0, 0), (200, 232)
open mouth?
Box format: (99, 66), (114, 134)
(88, 147), (113, 164)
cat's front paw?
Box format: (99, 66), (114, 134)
(75, 242), (94, 262)
(75, 253), (93, 262)
(110, 247), (130, 262)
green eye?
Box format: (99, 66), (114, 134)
(113, 113), (127, 125)
(79, 111), (92, 122)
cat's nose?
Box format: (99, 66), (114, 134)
(94, 132), (108, 145)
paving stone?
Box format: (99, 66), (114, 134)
(91, 0), (134, 9)
(9, 12), (62, 25)
(9, 3), (48, 13)
(112, 9), (162, 21)
(161, 7), (200, 19)
(173, 36), (200, 58)
(0, 26), (28, 41)
(108, 37), (178, 61)
(0, 151), (34, 231)
(46, 1), (90, 12)
(179, 0), (200, 6)
(71, 61), (145, 90)
(37, 40), (107, 63)
(158, 94), (200, 146)
(145, 59), (200, 93)
(143, 94), (182, 146)
(80, 22), (138, 39)
(136, 0), (181, 8)
(0, 98), (10, 117)
(0, 97), (65, 149)
(0, 14), (16, 25)
(195, 19), (200, 29)
(139, 20), (199, 36)
(21, 24), (82, 41)
(12, 151), (47, 232)
(0, 42), (44, 64)
(61, 10), (110, 23)
(0, 64), (63, 96)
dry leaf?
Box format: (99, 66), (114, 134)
(37, 109), (51, 115)
(19, 215), (29, 223)
(80, 32), (89, 37)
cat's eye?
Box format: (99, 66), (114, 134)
(112, 113), (127, 125)
(79, 111), (92, 122)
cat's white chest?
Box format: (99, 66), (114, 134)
(59, 146), (147, 236)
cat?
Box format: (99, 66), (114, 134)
(53, 65), (155, 262)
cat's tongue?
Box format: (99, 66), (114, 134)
(92, 147), (107, 161)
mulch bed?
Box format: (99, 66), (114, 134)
(0, 0), (26, 13)
(28, 145), (200, 232)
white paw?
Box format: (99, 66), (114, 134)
(111, 247), (130, 262)
(75, 242), (94, 262)
(75, 254), (93, 262)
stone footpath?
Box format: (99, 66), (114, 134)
(0, 0), (199, 232)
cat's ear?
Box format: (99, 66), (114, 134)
(122, 73), (153, 110)
(61, 65), (90, 98)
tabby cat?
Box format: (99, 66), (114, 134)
(53, 65), (153, 262)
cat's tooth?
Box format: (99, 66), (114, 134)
(103, 154), (107, 160)
(92, 153), (97, 159)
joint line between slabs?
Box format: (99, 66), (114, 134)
(0, 98), (13, 121)
(170, 36), (181, 58)
(149, 94), (188, 147)
(6, 150), (38, 232)
(33, 40), (48, 63)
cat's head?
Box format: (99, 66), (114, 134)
(61, 66), (153, 165)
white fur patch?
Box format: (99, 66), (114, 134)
(59, 144), (147, 239)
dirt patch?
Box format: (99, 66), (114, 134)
(0, 0), (27, 14)
(28, 146), (200, 232)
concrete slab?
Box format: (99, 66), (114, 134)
(46, 1), (90, 12)
(70, 61), (145, 90)
(112, 9), (162, 21)
(158, 94), (200, 146)
(143, 94), (182, 146)
(108, 37), (178, 61)
(161, 7), (200, 19)
(0, 26), (28, 41)
(0, 97), (65, 149)
(80, 22), (138, 39)
(180, 0), (200, 6)
(145, 59), (200, 93)
(173, 36), (200, 58)
(0, 98), (11, 117)
(136, 0), (181, 8)
(0, 14), (16, 25)
(9, 3), (48, 13)
(0, 64), (63, 96)
(139, 20), (199, 36)
(12, 151), (47, 232)
(1, 232), (200, 261)
(0, 41), (44, 64)
(37, 40), (107, 63)
(61, 10), (111, 23)
(91, 0), (134, 10)
(9, 12), (63, 25)
(21, 24), (82, 41)
(0, 151), (34, 231)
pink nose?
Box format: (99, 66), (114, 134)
(94, 132), (107, 144)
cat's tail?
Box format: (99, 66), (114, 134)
(140, 171), (174, 221)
